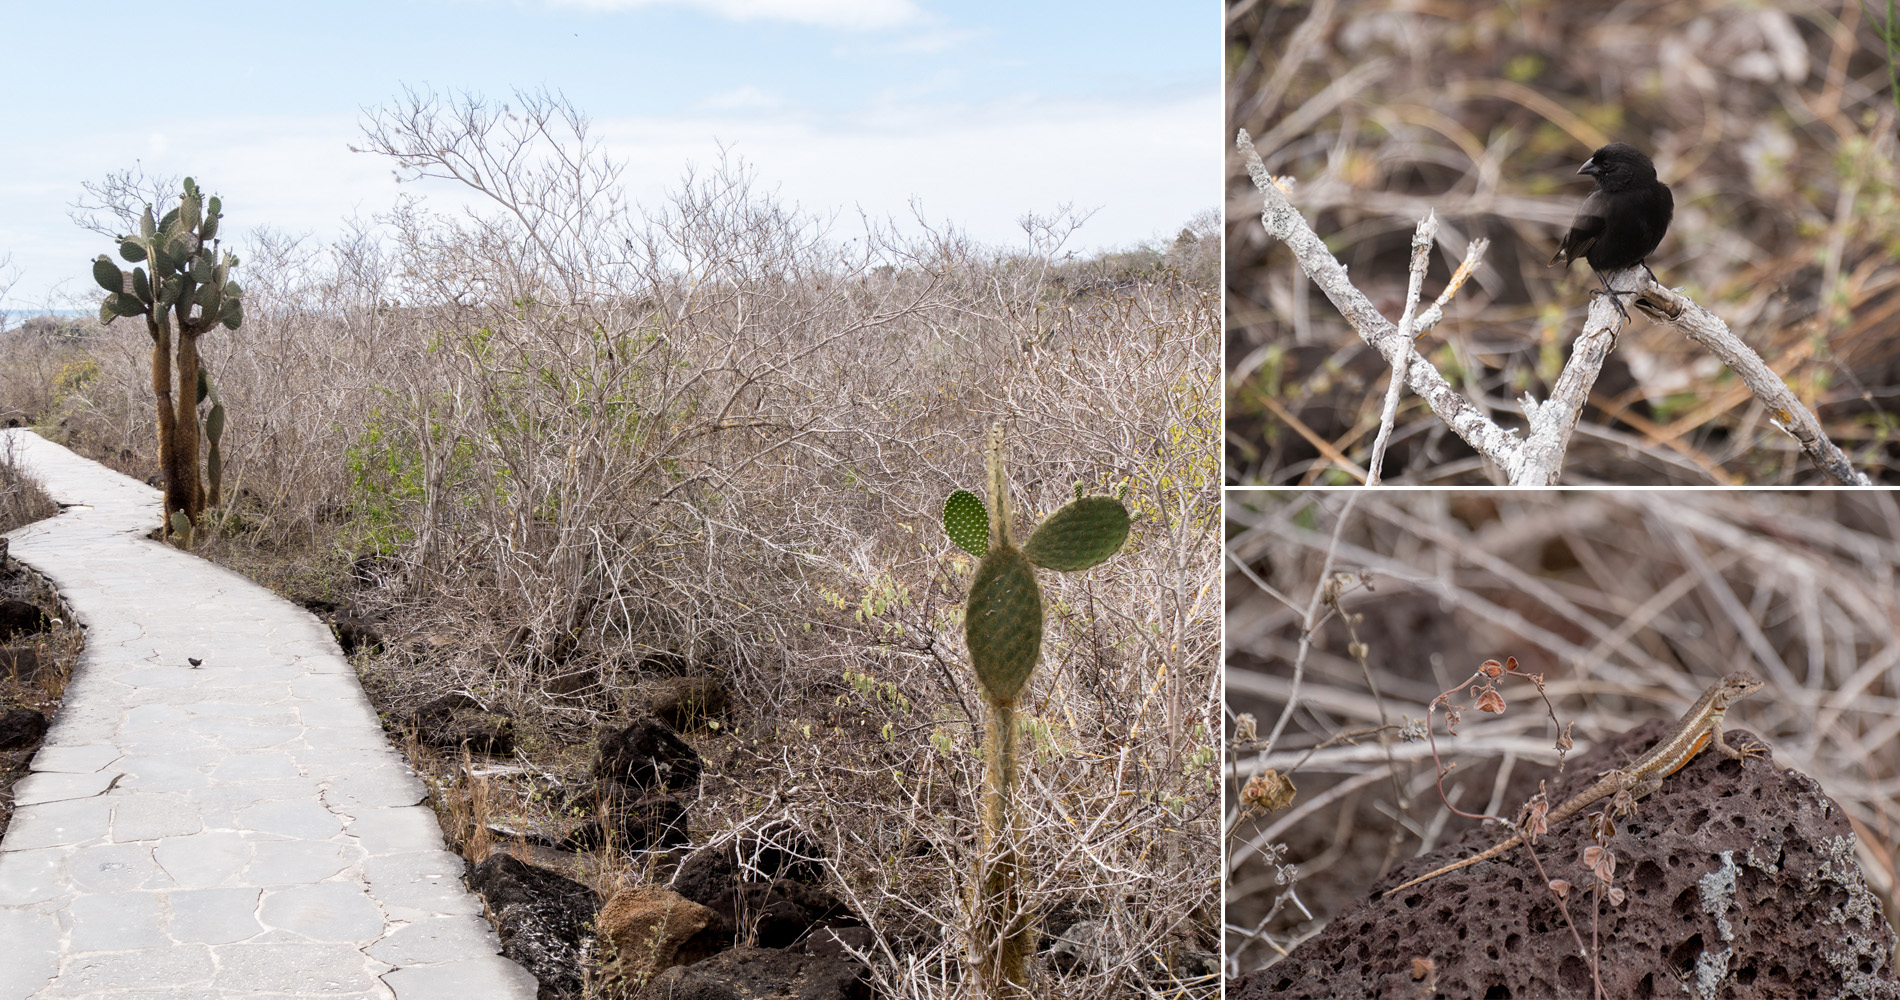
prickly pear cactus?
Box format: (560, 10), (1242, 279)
(91, 176), (242, 546)
(942, 423), (1133, 999)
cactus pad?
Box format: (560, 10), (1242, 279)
(966, 544), (1042, 705)
(943, 489), (990, 558)
(92, 256), (123, 293)
(1023, 496), (1131, 572)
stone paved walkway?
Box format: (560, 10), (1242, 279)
(0, 430), (535, 999)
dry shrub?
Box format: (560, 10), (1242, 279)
(0, 434), (58, 533)
(1225, 490), (1900, 975)
(1228, 0), (1900, 484)
(4, 90), (1220, 997)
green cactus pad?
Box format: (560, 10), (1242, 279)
(943, 489), (990, 558)
(206, 400), (225, 442)
(196, 367), (210, 405)
(220, 298), (243, 330)
(966, 544), (1041, 705)
(92, 256), (123, 293)
(1023, 496), (1131, 572)
(190, 254), (214, 283)
(119, 238), (147, 263)
(132, 268), (151, 303)
(139, 206), (156, 240)
(200, 213), (219, 242)
(97, 297), (118, 325)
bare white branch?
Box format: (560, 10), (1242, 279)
(1235, 128), (1871, 486)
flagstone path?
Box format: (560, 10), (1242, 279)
(0, 429), (535, 999)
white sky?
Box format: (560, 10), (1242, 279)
(1, 0), (1217, 312)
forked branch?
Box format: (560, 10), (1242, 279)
(1236, 129), (1870, 486)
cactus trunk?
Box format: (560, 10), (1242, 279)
(149, 316), (189, 545)
(972, 700), (1031, 999)
(173, 333), (203, 529)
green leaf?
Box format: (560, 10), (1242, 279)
(942, 489), (990, 558)
(92, 256), (123, 293)
(965, 544), (1042, 705)
(1022, 496), (1131, 572)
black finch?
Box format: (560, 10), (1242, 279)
(1549, 143), (1673, 307)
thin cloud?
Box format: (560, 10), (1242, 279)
(696, 86), (788, 111)
(545, 0), (922, 29)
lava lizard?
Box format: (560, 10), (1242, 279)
(1383, 670), (1767, 899)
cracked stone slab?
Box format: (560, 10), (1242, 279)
(1, 429), (534, 998)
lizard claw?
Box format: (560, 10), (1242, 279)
(1736, 739), (1769, 762)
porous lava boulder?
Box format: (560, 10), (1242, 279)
(468, 852), (600, 1000)
(672, 823), (826, 904)
(649, 676), (730, 731)
(0, 645), (44, 684)
(0, 707), (48, 749)
(558, 789), (690, 853)
(411, 693), (514, 754)
(593, 717), (702, 793)
(0, 599), (47, 642)
(634, 945), (870, 1000)
(1235, 722), (1900, 999)
(330, 614), (384, 656)
(705, 879), (857, 950)
(596, 886), (732, 987)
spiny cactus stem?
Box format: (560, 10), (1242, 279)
(974, 697), (1031, 999)
(984, 422), (1011, 549)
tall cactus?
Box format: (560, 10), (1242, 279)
(945, 424), (1130, 999)
(92, 177), (242, 546)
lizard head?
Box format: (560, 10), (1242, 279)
(1722, 670), (1764, 698)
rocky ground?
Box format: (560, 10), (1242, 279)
(0, 540), (85, 842)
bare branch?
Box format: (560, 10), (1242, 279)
(1236, 128), (1872, 486)
(1635, 280), (1871, 485)
(1368, 213), (1436, 485)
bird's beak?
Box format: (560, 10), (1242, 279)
(1578, 158), (1600, 177)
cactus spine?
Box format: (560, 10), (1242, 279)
(92, 177), (242, 546)
(947, 423), (1130, 999)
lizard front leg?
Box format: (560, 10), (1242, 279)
(1711, 721), (1768, 764)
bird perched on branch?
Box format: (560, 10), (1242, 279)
(1549, 142), (1673, 318)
